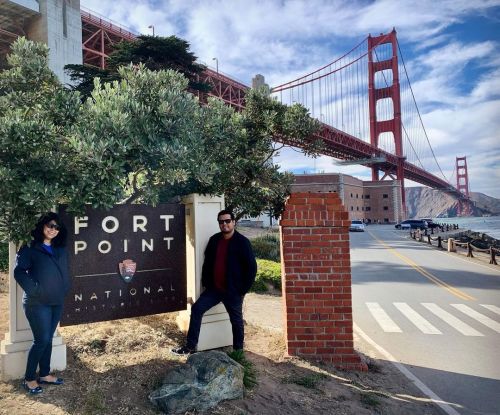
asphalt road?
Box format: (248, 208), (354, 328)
(350, 225), (500, 415)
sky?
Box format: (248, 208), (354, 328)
(80, 0), (500, 198)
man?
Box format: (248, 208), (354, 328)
(172, 209), (257, 355)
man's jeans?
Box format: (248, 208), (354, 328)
(187, 289), (244, 350)
(23, 304), (63, 381)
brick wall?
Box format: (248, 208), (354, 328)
(280, 192), (367, 370)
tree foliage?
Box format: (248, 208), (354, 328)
(65, 35), (209, 100)
(1, 38), (321, 243)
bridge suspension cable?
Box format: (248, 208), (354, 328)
(396, 40), (448, 182)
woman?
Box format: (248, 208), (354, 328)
(14, 212), (71, 394)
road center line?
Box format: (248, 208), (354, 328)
(354, 323), (462, 415)
(367, 230), (475, 301)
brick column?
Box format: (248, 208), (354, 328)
(280, 192), (367, 371)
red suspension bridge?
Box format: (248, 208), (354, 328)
(2, 5), (472, 215)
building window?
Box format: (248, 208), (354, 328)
(365, 207), (371, 211)
(350, 206), (353, 211)
(365, 194), (370, 199)
(350, 193), (353, 197)
(383, 206), (389, 211)
(356, 194), (358, 198)
(356, 207), (359, 211)
(383, 194), (388, 198)
(384, 218), (389, 223)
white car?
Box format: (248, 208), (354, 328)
(349, 220), (365, 232)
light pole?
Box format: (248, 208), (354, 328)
(212, 57), (218, 74)
(148, 25), (155, 36)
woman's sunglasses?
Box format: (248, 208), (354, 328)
(46, 223), (61, 231)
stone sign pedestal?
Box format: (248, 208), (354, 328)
(177, 194), (232, 351)
(1, 244), (66, 381)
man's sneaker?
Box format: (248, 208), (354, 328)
(171, 345), (195, 356)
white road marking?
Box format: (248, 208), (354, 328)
(452, 304), (500, 333)
(422, 303), (483, 336)
(354, 323), (462, 415)
(481, 304), (500, 316)
(366, 302), (402, 333)
(394, 303), (442, 334)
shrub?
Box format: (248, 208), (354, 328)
(251, 233), (280, 261)
(0, 242), (8, 272)
(250, 259), (281, 293)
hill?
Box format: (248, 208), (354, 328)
(405, 187), (500, 218)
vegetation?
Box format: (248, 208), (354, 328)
(65, 35), (209, 100)
(251, 259), (281, 293)
(1, 37), (320, 243)
(227, 349), (257, 389)
(282, 373), (328, 389)
(0, 242), (7, 272)
(251, 233), (280, 261)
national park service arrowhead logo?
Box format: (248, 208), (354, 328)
(118, 259), (137, 283)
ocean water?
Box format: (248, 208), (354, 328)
(435, 216), (500, 240)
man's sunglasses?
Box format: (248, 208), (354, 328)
(46, 223), (61, 231)
(217, 219), (233, 225)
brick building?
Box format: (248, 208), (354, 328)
(291, 173), (403, 223)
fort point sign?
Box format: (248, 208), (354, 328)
(59, 203), (187, 326)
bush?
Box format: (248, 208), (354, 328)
(251, 259), (281, 293)
(251, 233), (280, 261)
(0, 242), (8, 272)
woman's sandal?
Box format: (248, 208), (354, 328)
(38, 376), (64, 385)
(22, 381), (43, 394)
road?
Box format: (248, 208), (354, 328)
(350, 225), (500, 415)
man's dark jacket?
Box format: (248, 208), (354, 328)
(201, 230), (257, 295)
(14, 242), (71, 305)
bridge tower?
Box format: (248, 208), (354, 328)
(456, 156), (472, 216)
(367, 29), (406, 212)
(456, 156), (470, 197)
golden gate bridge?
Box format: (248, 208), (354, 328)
(1, 4), (472, 216)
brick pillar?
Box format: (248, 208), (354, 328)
(280, 192), (367, 371)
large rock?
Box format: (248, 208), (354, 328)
(149, 350), (244, 414)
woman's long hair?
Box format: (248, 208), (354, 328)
(31, 212), (67, 247)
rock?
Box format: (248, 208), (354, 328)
(149, 350), (244, 414)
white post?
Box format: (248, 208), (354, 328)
(1, 243), (66, 380)
(177, 194), (232, 351)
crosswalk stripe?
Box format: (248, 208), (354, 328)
(366, 302), (402, 333)
(451, 304), (500, 333)
(393, 303), (442, 334)
(422, 303), (483, 336)
(481, 304), (500, 316)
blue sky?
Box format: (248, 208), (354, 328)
(81, 0), (500, 198)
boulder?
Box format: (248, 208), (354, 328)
(149, 350), (244, 414)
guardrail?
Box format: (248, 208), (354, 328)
(409, 227), (499, 265)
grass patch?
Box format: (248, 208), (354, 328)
(282, 373), (327, 389)
(360, 392), (381, 408)
(227, 349), (257, 389)
(83, 387), (106, 414)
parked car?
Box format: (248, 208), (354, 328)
(420, 218), (440, 229)
(349, 220), (365, 232)
(395, 219), (428, 230)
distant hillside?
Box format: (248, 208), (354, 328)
(405, 187), (500, 218)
